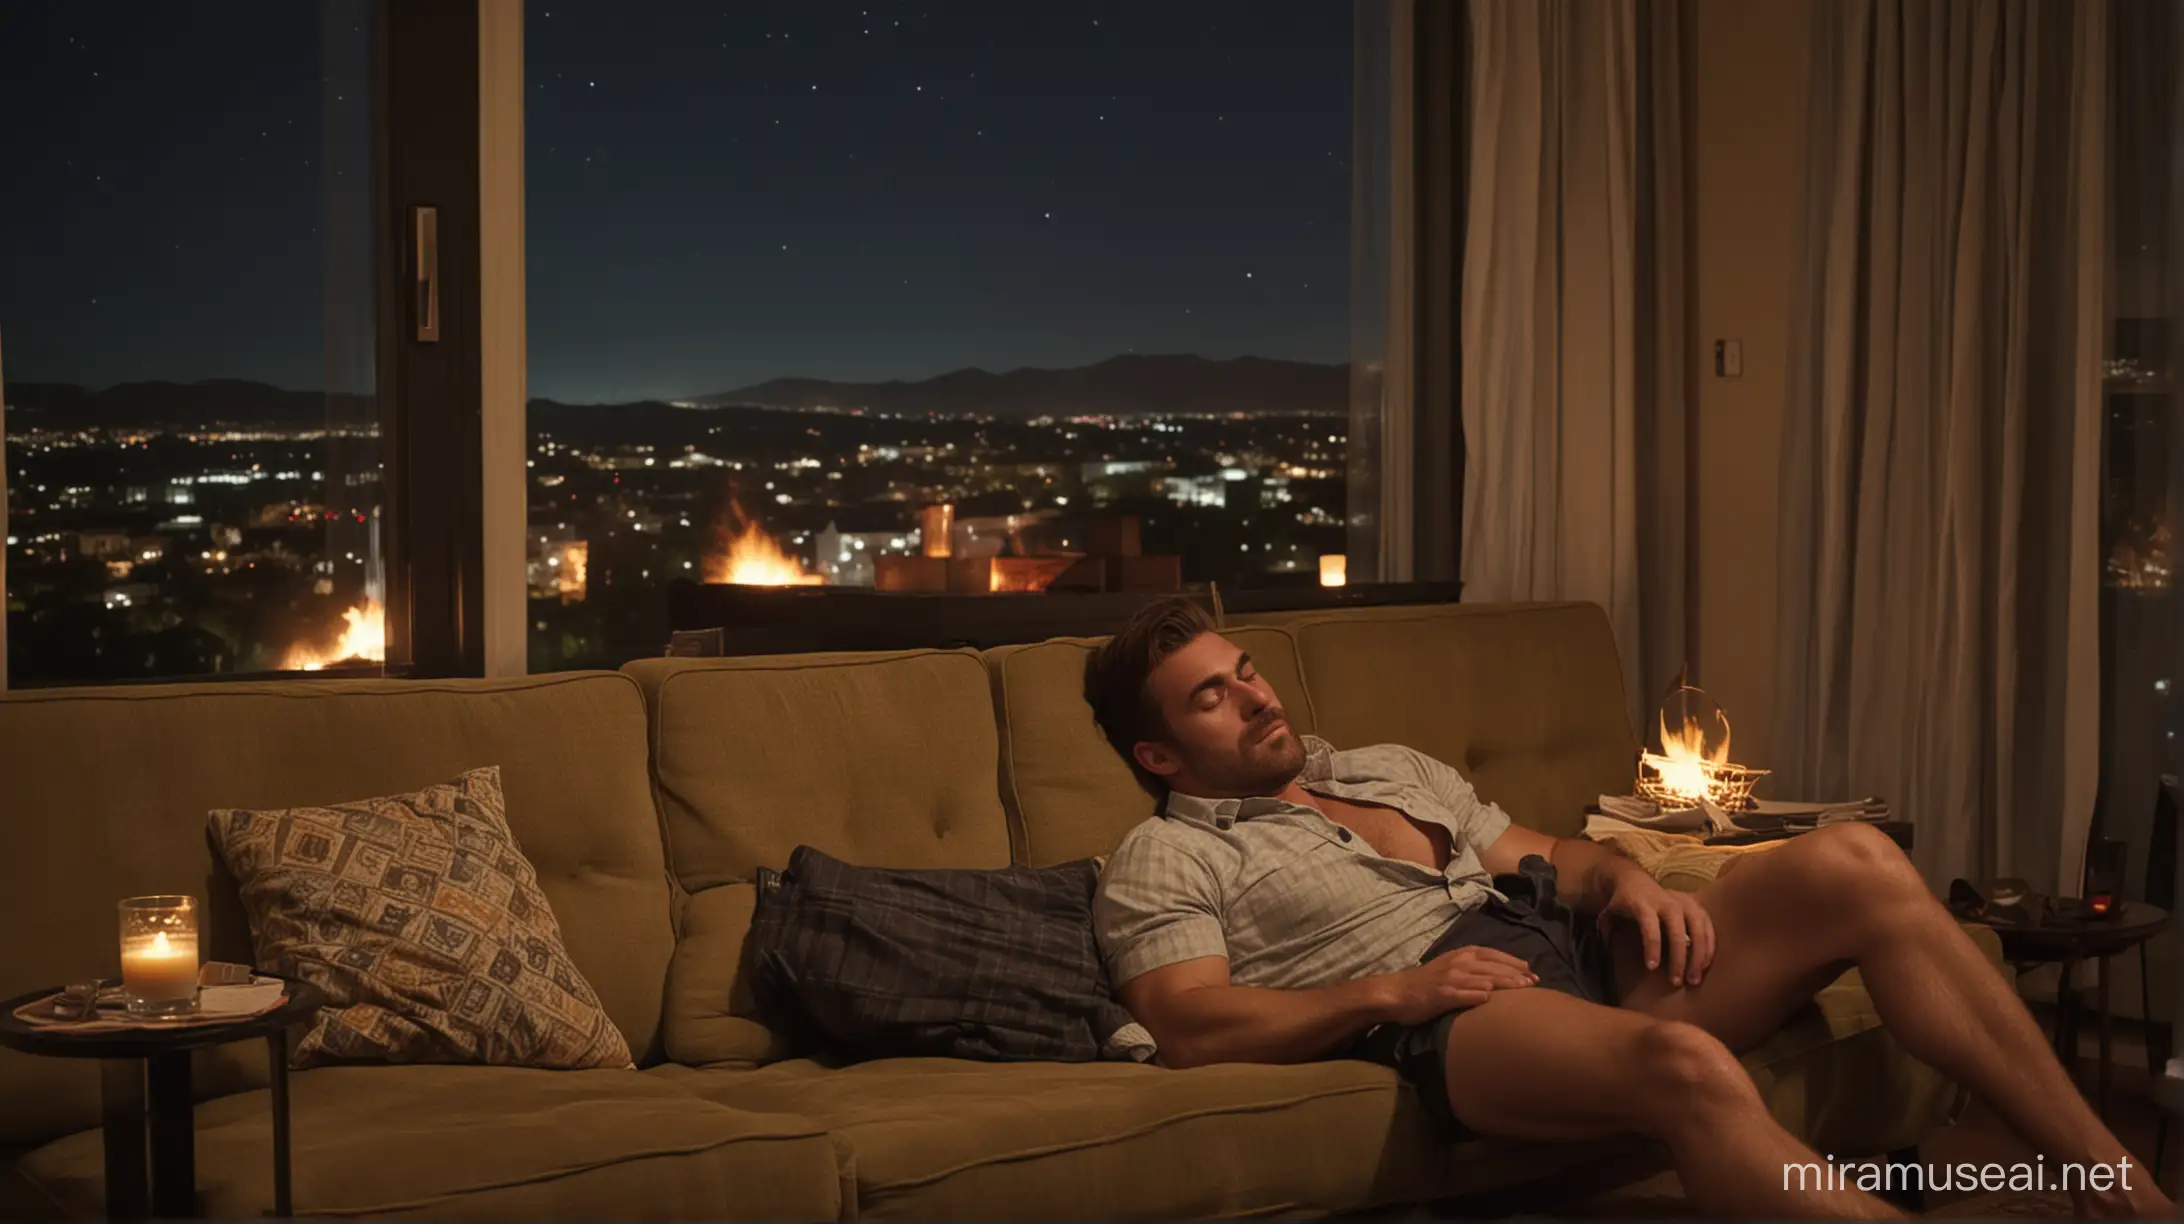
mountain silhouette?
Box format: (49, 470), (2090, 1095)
(701, 354), (1347, 418)
(7, 354), (1348, 428)
(5, 379), (364, 428)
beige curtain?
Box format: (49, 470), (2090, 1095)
(1460, 0), (1689, 730)
(1774, 0), (2107, 890)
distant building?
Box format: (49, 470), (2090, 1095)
(1161, 475), (1227, 509)
(76, 530), (131, 560)
(102, 583), (155, 610)
(816, 520), (919, 587)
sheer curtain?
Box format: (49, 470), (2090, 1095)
(1773, 0), (2108, 890)
(1458, 0), (1690, 728)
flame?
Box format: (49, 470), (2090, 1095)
(987, 557), (1074, 592)
(703, 508), (823, 586)
(283, 598), (387, 671)
(1647, 704), (1731, 804)
(150, 931), (174, 955)
(548, 540), (588, 602)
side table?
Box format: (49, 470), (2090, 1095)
(1985, 901), (2169, 1119)
(0, 976), (324, 1221)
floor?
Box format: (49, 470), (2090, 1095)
(1544, 1010), (2175, 1218)
(1918, 1020), (2171, 1212)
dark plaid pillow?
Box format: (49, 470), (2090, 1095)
(743, 845), (1139, 1063)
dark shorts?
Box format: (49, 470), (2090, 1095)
(1345, 855), (1620, 1136)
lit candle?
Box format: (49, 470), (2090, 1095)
(1318, 554), (1347, 587)
(122, 931), (199, 1003)
(118, 895), (200, 1016)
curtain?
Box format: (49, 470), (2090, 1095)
(1773, 0), (2107, 890)
(1459, 0), (1690, 731)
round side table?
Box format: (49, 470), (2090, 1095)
(0, 976), (323, 1221)
(1989, 901), (2170, 1119)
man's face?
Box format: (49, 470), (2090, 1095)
(1135, 631), (1306, 798)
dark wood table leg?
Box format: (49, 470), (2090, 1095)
(2059, 955), (2084, 1086)
(268, 1028), (292, 1218)
(144, 1051), (196, 1219)
(100, 1059), (149, 1223)
(2098, 954), (2115, 1119)
(2146, 942), (2171, 1181)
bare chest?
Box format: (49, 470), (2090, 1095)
(1308, 792), (1453, 872)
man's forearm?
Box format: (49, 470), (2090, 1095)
(1547, 835), (1644, 911)
(1150, 976), (1393, 1069)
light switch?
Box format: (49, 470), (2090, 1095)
(1715, 339), (1744, 378)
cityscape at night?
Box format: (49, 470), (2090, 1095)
(1, 0), (1360, 684)
(2, 355), (1351, 681)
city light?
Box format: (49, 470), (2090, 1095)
(7, 386), (1353, 682)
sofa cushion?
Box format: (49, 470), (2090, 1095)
(1264, 603), (1638, 837)
(651, 1056), (1448, 1220)
(623, 651), (1013, 892)
(14, 1065), (841, 1221)
(0, 673), (673, 1151)
(982, 625), (1315, 868)
(207, 766), (632, 1070)
(662, 883), (787, 1069)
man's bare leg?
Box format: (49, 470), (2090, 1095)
(1438, 987), (1901, 1218)
(1617, 822), (2169, 1217)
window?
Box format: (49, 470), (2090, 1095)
(524, 1), (1372, 669)
(2098, 0), (2180, 895)
(1, 2), (385, 686)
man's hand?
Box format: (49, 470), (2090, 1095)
(1595, 860), (1716, 987)
(1379, 946), (1538, 1025)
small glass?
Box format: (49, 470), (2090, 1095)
(118, 895), (200, 1017)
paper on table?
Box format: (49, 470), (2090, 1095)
(200, 978), (286, 1016)
(1750, 797), (1890, 821)
(1594, 794), (1738, 836)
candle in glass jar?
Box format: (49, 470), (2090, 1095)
(118, 895), (200, 1016)
(121, 930), (199, 1002)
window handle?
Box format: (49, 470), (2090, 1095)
(412, 205), (439, 343)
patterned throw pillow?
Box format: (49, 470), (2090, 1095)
(207, 766), (632, 1070)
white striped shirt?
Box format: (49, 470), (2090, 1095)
(1094, 736), (1514, 991)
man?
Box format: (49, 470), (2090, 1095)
(1086, 597), (2168, 1219)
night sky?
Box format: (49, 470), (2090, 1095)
(1, 2), (1354, 403)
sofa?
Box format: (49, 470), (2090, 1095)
(0, 600), (1995, 1219)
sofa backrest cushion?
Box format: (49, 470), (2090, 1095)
(0, 672), (672, 1150)
(623, 650), (1014, 890)
(624, 649), (1014, 1066)
(1256, 602), (1637, 838)
(983, 624), (1315, 867)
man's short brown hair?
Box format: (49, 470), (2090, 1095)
(1084, 596), (1217, 789)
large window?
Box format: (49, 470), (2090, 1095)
(2099, 0), (2180, 899)
(525, 1), (1369, 669)
(1, 2), (385, 686)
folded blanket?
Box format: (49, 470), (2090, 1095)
(1581, 815), (1789, 889)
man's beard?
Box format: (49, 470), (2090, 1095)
(1217, 708), (1307, 796)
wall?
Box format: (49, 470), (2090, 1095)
(1686, 0), (1811, 767)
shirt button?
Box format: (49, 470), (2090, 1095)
(1337, 828), (1353, 843)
